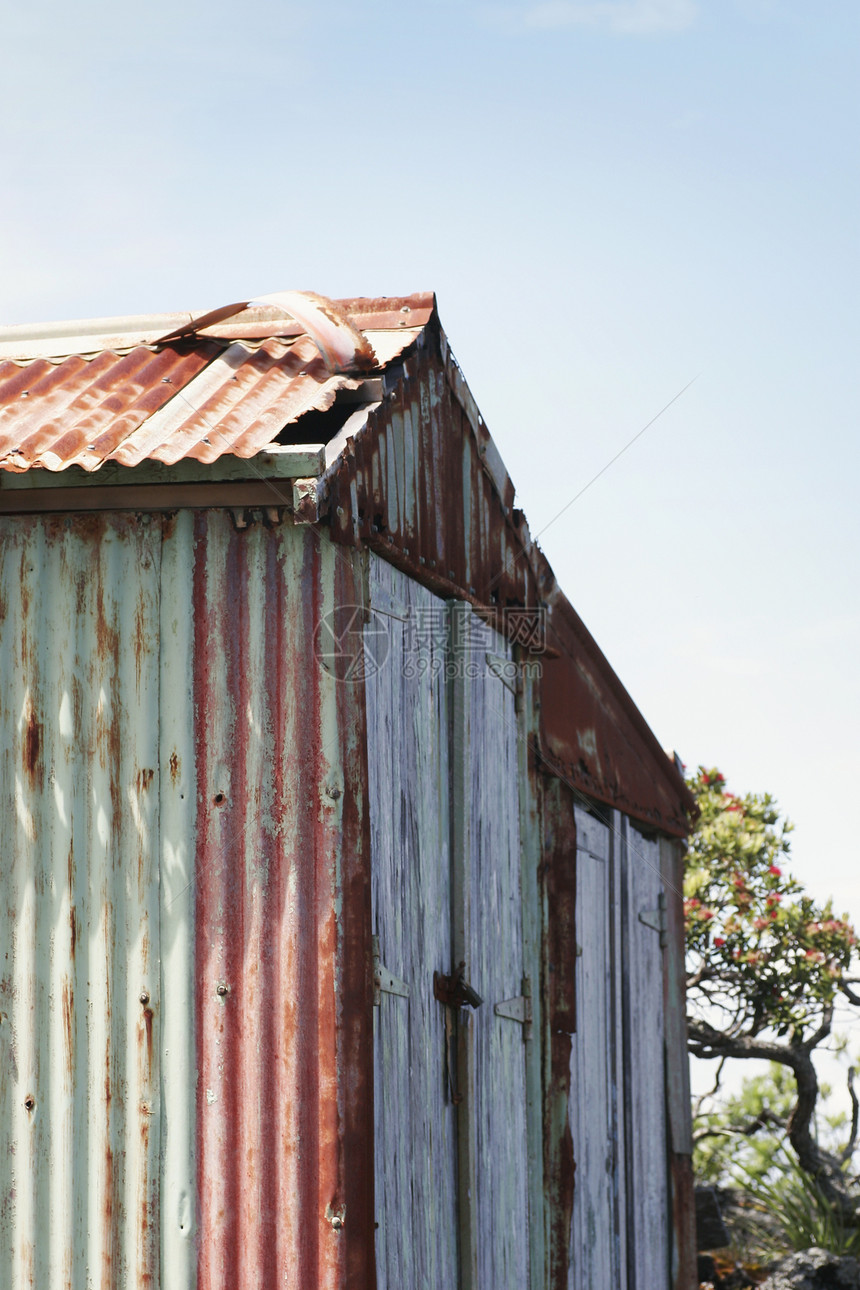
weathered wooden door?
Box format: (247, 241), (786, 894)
(367, 557), (459, 1289)
(569, 806), (627, 1290)
(462, 606), (530, 1289)
(620, 817), (669, 1289)
(367, 565), (531, 1289)
(568, 806), (671, 1290)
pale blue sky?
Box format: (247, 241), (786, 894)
(2, 1), (858, 935)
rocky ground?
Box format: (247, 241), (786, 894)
(699, 1248), (860, 1289)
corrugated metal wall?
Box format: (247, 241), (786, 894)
(0, 511), (374, 1290)
(0, 513), (163, 1290)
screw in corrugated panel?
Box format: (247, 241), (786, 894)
(139, 990), (150, 1005)
(216, 982), (230, 998)
(326, 1203), (346, 1231)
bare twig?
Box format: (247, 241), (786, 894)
(841, 1068), (859, 1165)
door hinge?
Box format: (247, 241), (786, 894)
(494, 976), (533, 1040)
(372, 935), (409, 1006)
(638, 892), (668, 948)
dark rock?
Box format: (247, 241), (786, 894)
(759, 1247), (860, 1289)
(698, 1252), (717, 1281)
(698, 1186), (731, 1250)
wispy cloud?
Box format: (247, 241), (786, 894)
(514, 0), (698, 34)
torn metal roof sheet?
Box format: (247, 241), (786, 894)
(0, 292), (433, 474)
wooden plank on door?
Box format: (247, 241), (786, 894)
(622, 819), (670, 1290)
(367, 555), (458, 1290)
(467, 610), (530, 1290)
(569, 807), (619, 1290)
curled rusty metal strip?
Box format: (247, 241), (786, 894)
(156, 290), (378, 375)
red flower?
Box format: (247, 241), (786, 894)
(766, 893), (782, 905)
(714, 937), (726, 948)
(753, 917), (768, 930)
(768, 865), (782, 877)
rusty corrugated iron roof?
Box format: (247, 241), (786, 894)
(0, 292), (433, 474)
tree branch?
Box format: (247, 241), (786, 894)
(688, 1012), (860, 1220)
(841, 1067), (859, 1166)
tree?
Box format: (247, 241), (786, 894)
(685, 767), (860, 1219)
(693, 1062), (860, 1261)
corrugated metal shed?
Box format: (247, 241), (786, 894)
(0, 289), (696, 1290)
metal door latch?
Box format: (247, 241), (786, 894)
(433, 961), (483, 1009)
(638, 891), (668, 948)
(372, 936), (409, 1006)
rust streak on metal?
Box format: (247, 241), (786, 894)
(547, 1034), (575, 1290)
(62, 978), (75, 1078)
(541, 776), (578, 1289)
(669, 1154), (697, 1290)
(22, 706), (43, 789)
(332, 548), (375, 1290)
(103, 1141), (115, 1290)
